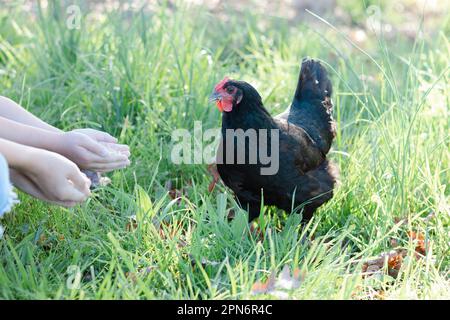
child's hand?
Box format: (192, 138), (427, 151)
(12, 149), (91, 206)
(72, 128), (130, 157)
(71, 128), (118, 143)
(56, 131), (130, 172)
(10, 168), (83, 207)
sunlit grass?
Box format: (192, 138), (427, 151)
(0, 1), (448, 299)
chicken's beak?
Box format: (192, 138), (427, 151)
(209, 91), (221, 102)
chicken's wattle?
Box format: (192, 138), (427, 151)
(216, 98), (233, 112)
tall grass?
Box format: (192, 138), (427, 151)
(0, 1), (448, 299)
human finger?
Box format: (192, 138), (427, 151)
(59, 184), (90, 203)
(10, 170), (79, 207)
(87, 130), (118, 143)
(67, 171), (92, 195)
(79, 136), (110, 157)
(87, 159), (131, 173)
(101, 143), (130, 156)
(81, 148), (129, 164)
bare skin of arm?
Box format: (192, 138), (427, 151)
(0, 96), (131, 172)
(0, 138), (91, 207)
(0, 96), (63, 133)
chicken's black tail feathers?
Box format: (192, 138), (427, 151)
(294, 58), (332, 105)
(290, 58), (335, 154)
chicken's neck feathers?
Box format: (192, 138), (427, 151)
(221, 100), (276, 132)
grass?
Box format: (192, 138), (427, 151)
(0, 0), (449, 299)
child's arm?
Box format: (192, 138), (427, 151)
(0, 138), (91, 206)
(0, 116), (62, 152)
(0, 96), (61, 133)
(0, 96), (130, 170)
(0, 96), (123, 145)
(0, 116), (129, 172)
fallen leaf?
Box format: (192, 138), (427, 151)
(386, 251), (403, 278)
(293, 268), (306, 283)
(362, 250), (405, 279)
(207, 164), (220, 192)
(276, 265), (301, 290)
(36, 233), (55, 251)
(249, 223), (265, 242)
(362, 227), (430, 279)
(125, 215), (138, 231)
(251, 265), (303, 297)
(390, 238), (399, 248)
(363, 264), (381, 274)
(165, 180), (185, 204)
(407, 230), (426, 256)
(251, 272), (276, 295)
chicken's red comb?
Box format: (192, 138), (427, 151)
(214, 77), (230, 91)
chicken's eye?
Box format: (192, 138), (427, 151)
(226, 86), (234, 94)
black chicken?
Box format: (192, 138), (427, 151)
(210, 58), (339, 222)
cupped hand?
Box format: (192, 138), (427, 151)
(12, 149), (92, 206)
(56, 131), (130, 172)
(10, 168), (80, 207)
(71, 128), (117, 144)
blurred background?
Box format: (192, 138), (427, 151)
(1, 0), (447, 38)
